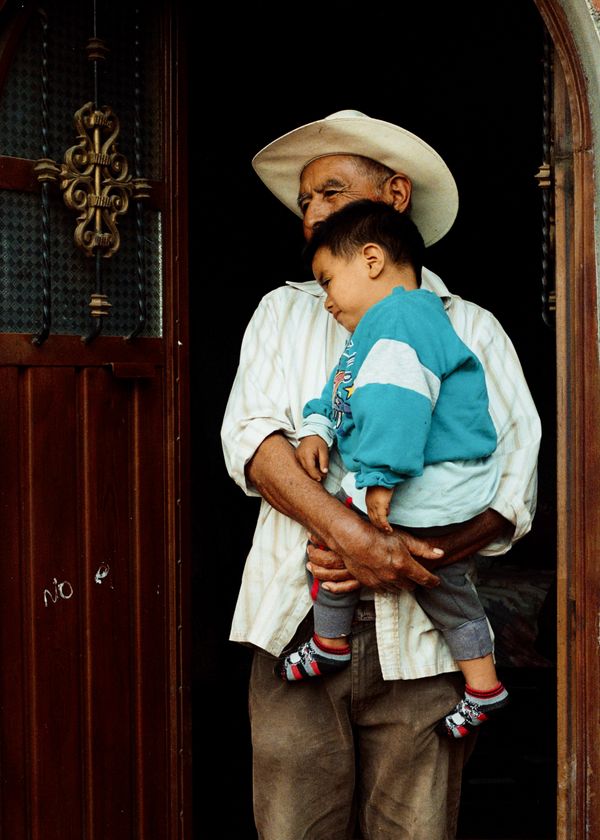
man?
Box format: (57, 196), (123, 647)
(221, 110), (541, 839)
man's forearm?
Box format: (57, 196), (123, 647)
(411, 508), (515, 568)
(246, 432), (352, 546)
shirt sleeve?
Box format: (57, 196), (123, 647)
(221, 294), (296, 497)
(468, 309), (542, 555)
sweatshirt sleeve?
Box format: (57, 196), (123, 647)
(350, 337), (439, 488)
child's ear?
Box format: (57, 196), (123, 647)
(362, 243), (385, 279)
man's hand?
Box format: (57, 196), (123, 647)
(295, 436), (330, 482)
(365, 486), (394, 533)
(308, 507), (515, 595)
(307, 519), (443, 595)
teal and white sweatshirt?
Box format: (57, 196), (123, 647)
(299, 287), (501, 527)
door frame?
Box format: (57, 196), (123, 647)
(534, 2), (599, 838)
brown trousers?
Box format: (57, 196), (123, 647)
(249, 620), (471, 840)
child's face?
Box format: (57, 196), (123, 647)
(312, 246), (375, 332)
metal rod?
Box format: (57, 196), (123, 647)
(92, 0), (99, 108)
(127, 6), (147, 340)
(33, 8), (52, 346)
(540, 29), (555, 330)
(83, 252), (104, 343)
(83, 0), (104, 343)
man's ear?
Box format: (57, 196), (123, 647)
(362, 243), (386, 278)
(383, 173), (412, 213)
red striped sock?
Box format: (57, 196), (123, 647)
(465, 682), (509, 710)
(313, 634), (351, 655)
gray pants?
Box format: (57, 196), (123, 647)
(311, 497), (493, 661)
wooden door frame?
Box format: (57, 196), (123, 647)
(534, 2), (599, 838)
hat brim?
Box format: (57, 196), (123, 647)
(252, 114), (458, 247)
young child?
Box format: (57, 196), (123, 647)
(278, 199), (509, 738)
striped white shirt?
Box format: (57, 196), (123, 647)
(221, 269), (541, 680)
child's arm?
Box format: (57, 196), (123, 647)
(295, 365), (339, 482)
(365, 486), (394, 533)
(296, 435), (330, 482)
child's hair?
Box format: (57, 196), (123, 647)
(303, 199), (425, 279)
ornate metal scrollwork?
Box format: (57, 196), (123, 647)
(34, 101), (151, 259)
(31, 13), (153, 343)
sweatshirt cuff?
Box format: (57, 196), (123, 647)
(297, 414), (335, 447)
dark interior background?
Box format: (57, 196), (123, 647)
(191, 2), (557, 837)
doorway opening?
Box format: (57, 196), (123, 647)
(194, 3), (557, 837)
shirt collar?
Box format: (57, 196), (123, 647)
(421, 267), (453, 310)
(286, 267), (454, 309)
(285, 278), (322, 297)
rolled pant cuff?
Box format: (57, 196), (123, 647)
(444, 616), (493, 660)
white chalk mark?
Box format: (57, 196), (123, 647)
(43, 577), (74, 607)
(94, 563), (110, 584)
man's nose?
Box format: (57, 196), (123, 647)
(303, 199), (329, 238)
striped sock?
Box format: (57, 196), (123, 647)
(465, 682), (510, 712)
(277, 635), (351, 682)
(441, 682), (509, 739)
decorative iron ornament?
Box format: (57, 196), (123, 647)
(34, 102), (151, 259)
(32, 12), (152, 343)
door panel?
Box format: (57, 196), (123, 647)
(24, 367), (82, 838)
(0, 362), (171, 838)
(0, 367), (27, 837)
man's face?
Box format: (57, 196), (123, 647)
(298, 155), (383, 240)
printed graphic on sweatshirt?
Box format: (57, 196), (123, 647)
(331, 339), (356, 430)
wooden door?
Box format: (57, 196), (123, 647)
(0, 1), (189, 837)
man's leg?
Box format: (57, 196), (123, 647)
(250, 616), (472, 840)
(250, 631), (356, 840)
(352, 625), (470, 840)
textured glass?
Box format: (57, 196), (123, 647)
(0, 0), (162, 177)
(0, 191), (162, 337)
(0, 0), (164, 337)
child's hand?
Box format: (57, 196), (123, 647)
(366, 486), (394, 533)
(295, 436), (330, 481)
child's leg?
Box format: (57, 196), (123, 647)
(444, 652), (509, 737)
(415, 559), (509, 737)
(277, 562), (358, 682)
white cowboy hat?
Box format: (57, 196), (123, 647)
(252, 109), (458, 247)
